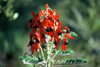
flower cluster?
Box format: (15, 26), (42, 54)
(27, 3), (74, 54)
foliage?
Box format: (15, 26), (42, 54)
(19, 55), (87, 65)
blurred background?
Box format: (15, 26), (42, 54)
(0, 0), (100, 67)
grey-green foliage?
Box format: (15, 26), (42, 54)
(19, 55), (44, 64)
(19, 56), (87, 65)
(55, 58), (87, 64)
(57, 49), (74, 55)
(69, 31), (78, 36)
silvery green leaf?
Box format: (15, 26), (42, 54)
(54, 58), (87, 65)
(61, 33), (65, 38)
(57, 60), (60, 64)
(45, 35), (51, 43)
(61, 60), (65, 64)
(70, 31), (78, 36)
(19, 56), (45, 65)
(57, 49), (74, 56)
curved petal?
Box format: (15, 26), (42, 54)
(65, 34), (74, 39)
(32, 11), (35, 18)
(62, 44), (67, 52)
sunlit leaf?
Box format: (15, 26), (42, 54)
(13, 12), (19, 20)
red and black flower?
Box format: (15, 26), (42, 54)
(27, 3), (74, 53)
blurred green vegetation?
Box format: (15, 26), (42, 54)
(0, 0), (100, 67)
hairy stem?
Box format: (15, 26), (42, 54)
(52, 51), (59, 60)
(40, 46), (45, 60)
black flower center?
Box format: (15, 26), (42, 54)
(30, 24), (32, 28)
(57, 19), (59, 22)
(65, 40), (68, 45)
(57, 32), (61, 35)
(34, 25), (38, 29)
(49, 27), (53, 32)
(38, 20), (41, 24)
(36, 38), (39, 43)
(29, 19), (32, 23)
(67, 28), (70, 33)
(36, 14), (39, 17)
(54, 41), (57, 45)
(29, 41), (34, 46)
(53, 20), (55, 23)
(42, 34), (45, 38)
(46, 29), (49, 32)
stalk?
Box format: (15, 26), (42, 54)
(40, 46), (45, 60)
(47, 42), (49, 67)
(51, 51), (59, 60)
(51, 61), (53, 67)
(33, 65), (35, 67)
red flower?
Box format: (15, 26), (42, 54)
(28, 37), (36, 53)
(45, 19), (54, 40)
(63, 26), (74, 39)
(61, 27), (74, 52)
(38, 9), (45, 18)
(45, 3), (49, 12)
(27, 33), (33, 47)
(48, 9), (56, 16)
(54, 34), (59, 49)
(32, 17), (40, 33)
(28, 31), (41, 53)
(54, 21), (62, 49)
(62, 36), (68, 52)
(55, 13), (60, 22)
(27, 3), (75, 53)
(34, 31), (41, 50)
(40, 22), (46, 43)
(31, 44), (36, 54)
(32, 11), (35, 18)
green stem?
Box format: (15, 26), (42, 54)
(47, 43), (49, 67)
(47, 42), (52, 67)
(51, 61), (53, 67)
(52, 51), (59, 60)
(40, 46), (45, 60)
(33, 65), (35, 67)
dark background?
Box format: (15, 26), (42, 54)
(0, 0), (100, 67)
